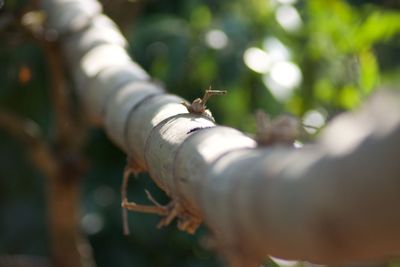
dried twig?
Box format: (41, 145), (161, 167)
(121, 157), (146, 235)
(122, 185), (201, 234)
(182, 87), (227, 120)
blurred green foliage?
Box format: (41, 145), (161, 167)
(0, 0), (399, 266)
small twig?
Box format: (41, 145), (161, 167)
(122, 199), (168, 216)
(121, 157), (145, 235)
(120, 156), (203, 235)
(202, 87), (227, 107)
(156, 201), (181, 228)
(122, 190), (202, 234)
(122, 192), (178, 228)
(144, 189), (163, 208)
(182, 87), (227, 117)
(121, 165), (133, 235)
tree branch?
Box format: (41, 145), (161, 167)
(0, 109), (57, 178)
(41, 37), (94, 267)
(9, 5), (95, 267)
(0, 255), (50, 267)
(41, 0), (400, 265)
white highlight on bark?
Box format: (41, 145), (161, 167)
(105, 81), (163, 150)
(63, 14), (128, 66)
(126, 94), (189, 169)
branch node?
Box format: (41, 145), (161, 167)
(121, 156), (201, 234)
(123, 193), (201, 234)
(182, 86), (227, 121)
(255, 110), (300, 146)
(155, 200), (202, 234)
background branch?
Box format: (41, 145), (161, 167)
(41, 0), (400, 265)
(0, 109), (57, 178)
(0, 5), (93, 267)
(0, 255), (50, 267)
(41, 35), (94, 267)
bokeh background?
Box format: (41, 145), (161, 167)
(1, 0), (400, 266)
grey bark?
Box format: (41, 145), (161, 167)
(42, 0), (400, 265)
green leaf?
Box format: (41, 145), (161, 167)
(338, 85), (361, 109)
(359, 50), (379, 94)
